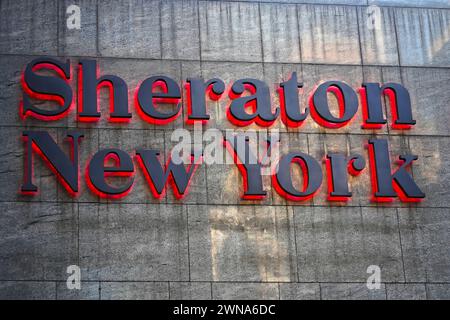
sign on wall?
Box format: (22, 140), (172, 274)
(19, 57), (425, 203)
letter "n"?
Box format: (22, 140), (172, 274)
(21, 131), (83, 197)
(360, 83), (415, 130)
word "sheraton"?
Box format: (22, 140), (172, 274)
(22, 57), (415, 129)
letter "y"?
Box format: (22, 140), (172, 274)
(224, 133), (274, 200)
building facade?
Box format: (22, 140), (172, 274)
(0, 0), (449, 299)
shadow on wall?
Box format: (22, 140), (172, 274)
(208, 206), (294, 283)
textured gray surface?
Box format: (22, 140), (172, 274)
(279, 283), (321, 300)
(260, 3), (301, 63)
(320, 283), (387, 300)
(398, 208), (450, 282)
(188, 205), (297, 281)
(79, 203), (189, 281)
(0, 281), (56, 300)
(169, 282), (213, 300)
(298, 4), (361, 65)
(199, 1), (262, 62)
(402, 67), (450, 136)
(426, 284), (450, 300)
(58, 0), (97, 56)
(395, 8), (450, 67)
(294, 206), (404, 282)
(56, 281), (100, 300)
(161, 0), (200, 60)
(368, 0), (450, 8)
(0, 202), (78, 280)
(386, 283), (427, 300)
(0, 0), (58, 55)
(100, 282), (169, 300)
(0, 0), (449, 300)
(98, 0), (161, 59)
(357, 6), (399, 65)
(212, 282), (280, 300)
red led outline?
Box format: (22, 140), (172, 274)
(348, 157), (364, 177)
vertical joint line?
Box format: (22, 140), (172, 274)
(168, 281), (171, 300)
(355, 6), (364, 66)
(258, 3), (265, 64)
(77, 204), (80, 266)
(186, 205), (191, 282)
(159, 0), (163, 60)
(197, 0), (202, 64)
(296, 4), (303, 68)
(278, 283), (281, 300)
(96, 0), (99, 56)
(392, 9), (403, 75)
(396, 208), (407, 282)
(319, 283), (322, 300)
(56, 0), (60, 56)
(291, 207), (300, 283)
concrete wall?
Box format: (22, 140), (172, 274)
(0, 0), (449, 299)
